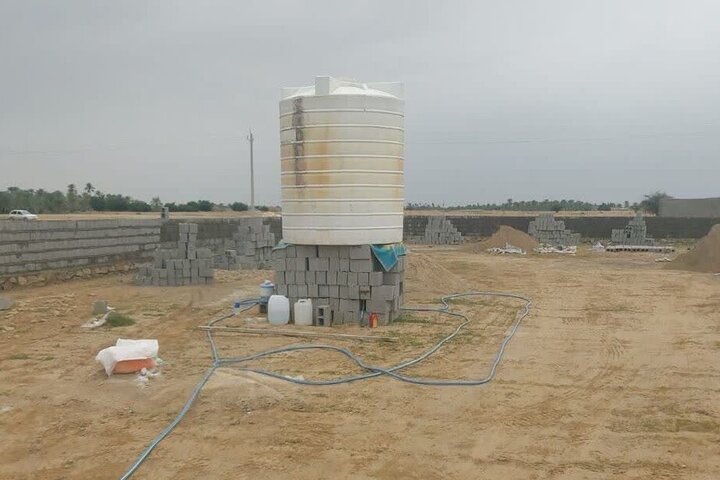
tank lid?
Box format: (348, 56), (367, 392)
(281, 76), (403, 100)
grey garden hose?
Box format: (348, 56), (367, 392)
(120, 291), (532, 479)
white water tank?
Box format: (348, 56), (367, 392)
(279, 76), (404, 245)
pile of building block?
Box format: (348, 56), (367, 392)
(424, 216), (462, 244)
(528, 214), (581, 246)
(271, 244), (405, 326)
(215, 218), (275, 269)
(136, 223), (214, 286)
(611, 214), (655, 246)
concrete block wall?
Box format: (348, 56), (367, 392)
(404, 214), (718, 240)
(136, 223), (213, 286)
(611, 214), (655, 246)
(423, 216), (462, 244)
(272, 244), (405, 326)
(0, 219), (161, 289)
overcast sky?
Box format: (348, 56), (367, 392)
(1, 0), (719, 205)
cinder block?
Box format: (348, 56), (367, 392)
(359, 285), (371, 300)
(350, 259), (373, 273)
(319, 285), (329, 297)
(308, 284), (319, 297)
(285, 245), (297, 258)
(338, 271), (348, 285)
(315, 271), (327, 284)
(288, 284), (298, 297)
(383, 272), (403, 285)
(339, 286), (349, 298)
(310, 257), (329, 271)
(277, 284), (288, 296)
(358, 272), (369, 286)
(286, 271), (296, 283)
(369, 272), (383, 286)
(372, 285), (396, 301)
(294, 257), (307, 271)
(298, 284), (308, 297)
(329, 258), (340, 271)
(328, 285), (339, 298)
(348, 285), (360, 300)
(296, 245), (317, 258)
(349, 245), (371, 259)
(318, 245), (339, 258)
(367, 299), (391, 315)
(339, 258), (350, 271)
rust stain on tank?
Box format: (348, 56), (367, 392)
(292, 97), (305, 193)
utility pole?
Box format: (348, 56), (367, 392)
(247, 129), (255, 211)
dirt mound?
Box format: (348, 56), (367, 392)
(668, 224), (720, 273)
(404, 252), (464, 294)
(466, 226), (539, 253)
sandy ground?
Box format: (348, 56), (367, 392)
(1, 247), (718, 479)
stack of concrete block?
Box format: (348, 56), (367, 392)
(424, 216), (462, 244)
(611, 214), (655, 246)
(528, 214), (581, 246)
(218, 218), (275, 269)
(272, 244), (405, 326)
(136, 223), (214, 286)
(213, 249), (239, 270)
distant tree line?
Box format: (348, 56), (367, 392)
(406, 192), (672, 215)
(0, 184), (669, 215)
(0, 184), (277, 214)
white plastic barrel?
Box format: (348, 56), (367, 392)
(267, 295), (290, 325)
(293, 299), (313, 326)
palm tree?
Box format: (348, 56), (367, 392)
(84, 183), (94, 195)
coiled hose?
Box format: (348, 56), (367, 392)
(120, 292), (532, 479)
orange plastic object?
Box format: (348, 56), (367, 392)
(112, 358), (156, 374)
(368, 313), (378, 329)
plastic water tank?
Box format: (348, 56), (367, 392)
(259, 280), (275, 300)
(267, 295), (290, 325)
(293, 299), (313, 326)
(279, 76), (404, 245)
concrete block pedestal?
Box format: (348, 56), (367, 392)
(272, 244), (405, 326)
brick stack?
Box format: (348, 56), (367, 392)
(217, 218), (275, 269)
(424, 216), (462, 244)
(528, 214), (581, 246)
(271, 244), (405, 325)
(136, 223), (214, 286)
(611, 214), (655, 246)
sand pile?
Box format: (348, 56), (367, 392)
(466, 226), (539, 253)
(668, 224), (720, 273)
(405, 252), (465, 294)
